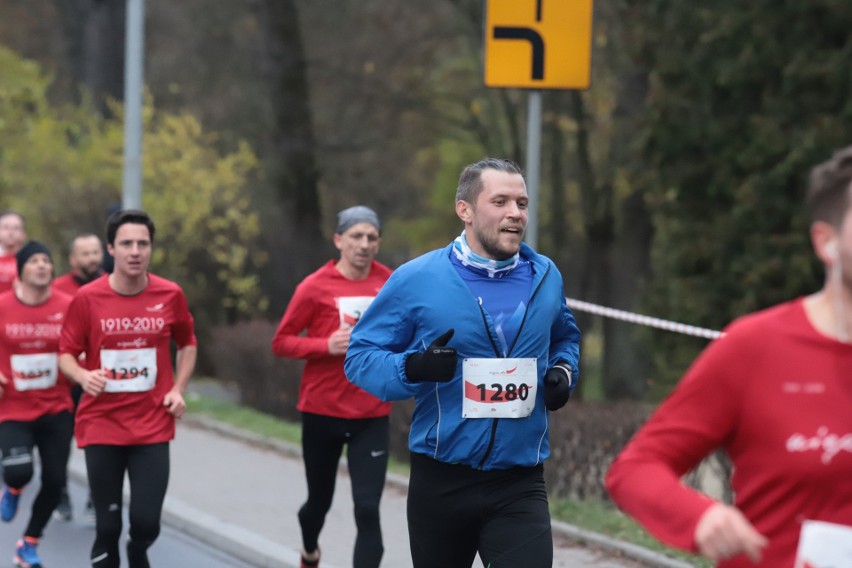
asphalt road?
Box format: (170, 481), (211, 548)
(0, 473), (256, 567)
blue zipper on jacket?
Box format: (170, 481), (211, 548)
(474, 261), (551, 470)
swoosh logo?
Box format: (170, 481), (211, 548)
(370, 450), (386, 458)
(342, 313), (360, 327)
(465, 381), (502, 403)
(46, 312), (64, 321)
(146, 303), (164, 312)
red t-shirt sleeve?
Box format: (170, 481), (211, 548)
(605, 327), (750, 551)
(171, 289), (197, 349)
(271, 280), (330, 359)
(59, 294), (89, 359)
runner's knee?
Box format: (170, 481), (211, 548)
(1, 448), (34, 488)
(128, 513), (161, 544)
(353, 500), (381, 528)
(96, 509), (124, 545)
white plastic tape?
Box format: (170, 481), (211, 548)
(566, 298), (723, 340)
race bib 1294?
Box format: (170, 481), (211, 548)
(100, 347), (157, 393)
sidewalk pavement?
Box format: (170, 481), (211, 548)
(67, 415), (692, 568)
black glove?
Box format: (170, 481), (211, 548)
(544, 363), (572, 411)
(405, 329), (457, 383)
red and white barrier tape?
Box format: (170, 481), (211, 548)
(566, 298), (723, 340)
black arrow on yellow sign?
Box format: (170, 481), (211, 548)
(492, 26), (545, 80)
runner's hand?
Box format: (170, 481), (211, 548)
(328, 328), (352, 356)
(405, 329), (457, 383)
(0, 371), (7, 398)
(164, 389), (187, 419)
(543, 363), (572, 411)
(694, 503), (767, 563)
(79, 369), (107, 397)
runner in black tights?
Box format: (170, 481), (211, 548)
(273, 206), (392, 568)
(0, 242), (75, 567)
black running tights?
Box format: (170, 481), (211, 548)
(0, 411), (73, 539)
(298, 412), (388, 568)
(85, 442), (169, 568)
(407, 452), (553, 568)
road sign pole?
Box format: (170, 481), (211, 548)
(525, 90), (543, 250)
(122, 0), (144, 210)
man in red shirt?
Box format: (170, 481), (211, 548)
(273, 206), (392, 568)
(0, 241), (74, 568)
(0, 212), (26, 294)
(52, 233), (105, 296)
(59, 210), (197, 568)
(605, 146), (852, 567)
(52, 233), (105, 522)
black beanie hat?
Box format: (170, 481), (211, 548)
(16, 241), (52, 276)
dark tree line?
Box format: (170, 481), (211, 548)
(2, 0), (850, 400)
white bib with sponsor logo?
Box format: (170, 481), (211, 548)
(11, 352), (58, 391)
(794, 520), (852, 568)
(100, 348), (157, 393)
(462, 358), (537, 419)
(338, 296), (375, 329)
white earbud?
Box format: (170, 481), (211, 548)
(827, 241), (839, 260)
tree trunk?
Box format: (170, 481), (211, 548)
(258, 0), (323, 316)
(54, 0), (125, 115)
(571, 90), (614, 400)
(601, 65), (652, 400)
(603, 189), (653, 399)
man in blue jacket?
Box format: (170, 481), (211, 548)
(345, 158), (581, 568)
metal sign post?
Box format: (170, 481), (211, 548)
(525, 91), (543, 249)
(122, 0), (145, 211)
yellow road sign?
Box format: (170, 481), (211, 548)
(485, 0), (593, 89)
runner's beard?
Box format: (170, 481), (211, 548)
(79, 265), (104, 282)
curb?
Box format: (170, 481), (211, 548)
(66, 433), (312, 568)
(551, 521), (692, 568)
(182, 414), (693, 568)
(162, 497), (300, 568)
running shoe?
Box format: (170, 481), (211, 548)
(1, 487), (20, 522)
(13, 538), (42, 568)
(52, 487), (73, 522)
(300, 547), (320, 568)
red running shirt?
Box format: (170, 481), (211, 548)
(52, 272), (85, 296)
(606, 299), (852, 567)
(272, 260), (392, 419)
(0, 255), (16, 294)
(0, 290), (74, 421)
(59, 274), (197, 447)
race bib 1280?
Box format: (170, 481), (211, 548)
(462, 358), (537, 419)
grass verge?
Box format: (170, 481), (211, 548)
(550, 499), (711, 567)
(185, 391), (710, 567)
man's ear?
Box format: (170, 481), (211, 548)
(455, 200), (472, 223)
(811, 221), (839, 266)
